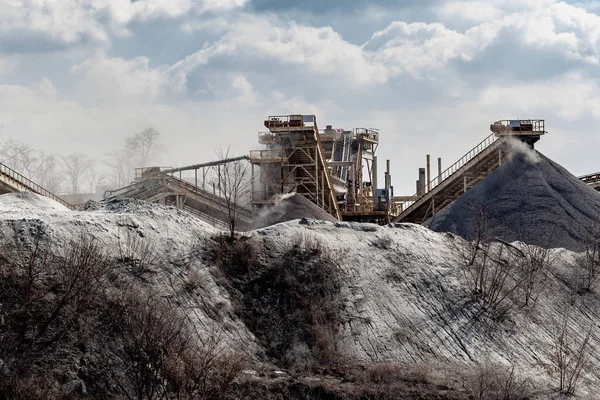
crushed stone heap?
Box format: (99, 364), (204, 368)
(426, 146), (600, 252)
(252, 193), (337, 229)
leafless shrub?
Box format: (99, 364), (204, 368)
(551, 310), (594, 395)
(116, 225), (160, 279)
(461, 364), (532, 400)
(106, 291), (244, 400)
(0, 232), (111, 398)
(453, 211), (530, 320)
(573, 246), (600, 294)
(214, 232), (345, 371)
(366, 363), (408, 385)
(369, 235), (393, 250)
(183, 268), (210, 294)
(516, 242), (552, 308)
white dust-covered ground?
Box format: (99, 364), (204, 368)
(1, 192), (599, 398)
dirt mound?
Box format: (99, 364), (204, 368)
(252, 193), (337, 229)
(426, 147), (600, 251)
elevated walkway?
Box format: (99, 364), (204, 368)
(0, 162), (75, 209)
(579, 172), (600, 191)
(104, 159), (253, 230)
(395, 119), (546, 224)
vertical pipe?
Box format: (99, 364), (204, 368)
(386, 160), (391, 192)
(426, 154), (431, 193)
(418, 168), (426, 196)
(438, 158), (442, 185)
(386, 160), (391, 211)
(463, 175), (467, 193)
(372, 156), (378, 193)
(251, 164), (255, 203)
(195, 169), (197, 187)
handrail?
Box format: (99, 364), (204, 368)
(398, 132), (500, 215)
(313, 120), (342, 220)
(0, 162), (75, 210)
(579, 172), (600, 182)
(167, 176), (253, 220)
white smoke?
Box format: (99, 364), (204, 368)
(505, 137), (541, 164)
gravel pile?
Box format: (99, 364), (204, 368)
(426, 146), (600, 251)
(252, 193), (337, 229)
(0, 192), (70, 212)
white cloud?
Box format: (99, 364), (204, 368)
(479, 71), (600, 120)
(173, 15), (390, 86)
(0, 0), (249, 52)
(232, 75), (256, 104)
(437, 1), (503, 22)
(0, 0), (111, 46)
(364, 21), (486, 78)
(437, 1), (600, 65)
(70, 54), (186, 103)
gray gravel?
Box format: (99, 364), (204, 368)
(426, 148), (600, 251)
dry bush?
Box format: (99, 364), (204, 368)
(461, 364), (532, 400)
(115, 225), (160, 280)
(551, 310), (593, 395)
(102, 291), (245, 400)
(515, 242), (552, 308)
(0, 232), (111, 399)
(572, 248), (600, 294)
(369, 235), (393, 250)
(453, 210), (546, 320)
(214, 230), (345, 371)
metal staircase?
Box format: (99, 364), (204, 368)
(0, 162), (75, 209)
(395, 119), (546, 224)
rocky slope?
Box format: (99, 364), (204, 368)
(0, 192), (599, 399)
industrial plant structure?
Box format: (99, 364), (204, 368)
(12, 115), (600, 231)
(249, 115), (391, 224)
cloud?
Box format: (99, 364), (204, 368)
(0, 1), (111, 50)
(173, 15), (389, 86)
(479, 71), (600, 120)
(0, 0), (249, 53)
(364, 21), (487, 78)
(248, 0), (440, 13)
(70, 54), (186, 103)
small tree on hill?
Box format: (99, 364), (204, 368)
(215, 147), (251, 240)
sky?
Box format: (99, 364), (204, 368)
(2, 0), (600, 194)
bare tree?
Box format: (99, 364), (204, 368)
(126, 127), (164, 168)
(105, 128), (164, 188)
(552, 309), (594, 395)
(215, 147), (251, 240)
(105, 148), (134, 188)
(0, 139), (43, 179)
(61, 153), (95, 194)
(36, 154), (62, 194)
